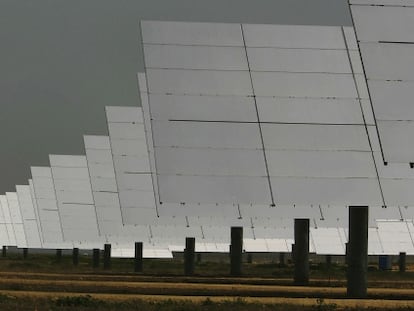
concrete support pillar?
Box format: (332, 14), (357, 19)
(184, 237), (195, 276)
(134, 242), (143, 272)
(347, 206), (368, 298)
(326, 255), (332, 268)
(399, 252), (406, 273)
(379, 255), (392, 270)
(92, 248), (100, 268)
(230, 227), (243, 276)
(72, 248), (79, 266)
(2, 246), (6, 257)
(279, 252), (285, 266)
(103, 244), (111, 270)
(56, 249), (62, 263)
(294, 219), (310, 285)
(23, 248), (28, 259)
(247, 253), (253, 264)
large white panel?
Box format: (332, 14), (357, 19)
(86, 150), (114, 164)
(0, 196), (15, 246)
(141, 21), (243, 46)
(319, 206), (348, 228)
(368, 80), (414, 121)
(108, 123), (146, 140)
(360, 43), (414, 81)
(381, 179), (414, 206)
(55, 191), (94, 205)
(262, 124), (371, 151)
(157, 175), (271, 204)
(90, 177), (117, 192)
(152, 121), (262, 149)
(84, 135), (111, 150)
(93, 192), (120, 207)
(378, 121), (414, 162)
(257, 97), (365, 124)
(113, 155), (150, 173)
(118, 190), (155, 208)
(88, 163), (116, 178)
(116, 174), (153, 191)
(351, 6), (414, 42)
(311, 228), (345, 255)
(377, 221), (414, 254)
(148, 94), (257, 122)
(251, 72), (357, 98)
(368, 228), (384, 255)
(350, 0), (414, 5)
(31, 167), (52, 178)
(343, 26), (358, 51)
(49, 155), (87, 167)
(158, 203), (239, 218)
(144, 45), (247, 70)
(16, 185), (36, 220)
(110, 140), (143, 156)
(105, 106), (143, 123)
(51, 167), (90, 180)
(271, 177), (382, 205)
(247, 48), (351, 73)
(242, 24), (345, 49)
(266, 150), (376, 178)
(146, 69), (252, 96)
(155, 148), (266, 177)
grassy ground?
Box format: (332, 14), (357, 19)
(0, 253), (412, 310)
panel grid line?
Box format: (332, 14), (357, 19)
(241, 23), (275, 206)
(341, 25), (386, 208)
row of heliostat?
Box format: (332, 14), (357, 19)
(1, 105), (413, 256)
(2, 18), (414, 256)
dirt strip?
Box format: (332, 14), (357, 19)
(0, 290), (413, 309)
(0, 278), (412, 300)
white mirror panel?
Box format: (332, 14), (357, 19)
(242, 24), (345, 49)
(84, 135), (111, 149)
(152, 121), (262, 149)
(257, 97), (365, 124)
(266, 239), (291, 252)
(377, 221), (414, 254)
(155, 148), (266, 177)
(148, 94), (257, 122)
(158, 175), (272, 204)
(351, 5), (414, 42)
(144, 45), (247, 70)
(368, 80), (414, 121)
(310, 228), (345, 255)
(378, 121), (414, 163)
(146, 69), (252, 96)
(51, 167), (90, 180)
(49, 155), (87, 168)
(251, 72), (357, 98)
(247, 48), (351, 73)
(271, 177), (382, 206)
(105, 106), (143, 123)
(141, 21), (243, 46)
(0, 195), (15, 246)
(266, 150), (376, 178)
(244, 239), (268, 252)
(360, 43), (414, 81)
(262, 124), (371, 151)
(350, 0), (414, 5)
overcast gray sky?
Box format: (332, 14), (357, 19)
(0, 0), (351, 191)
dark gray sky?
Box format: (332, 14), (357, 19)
(0, 0), (351, 191)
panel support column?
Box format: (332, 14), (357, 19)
(2, 246), (6, 257)
(92, 248), (100, 268)
(103, 244), (111, 270)
(72, 248), (79, 266)
(23, 248), (28, 259)
(184, 237), (195, 276)
(56, 249), (62, 263)
(399, 252), (406, 273)
(294, 219), (309, 285)
(347, 206), (368, 298)
(135, 242), (143, 272)
(230, 227), (243, 276)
